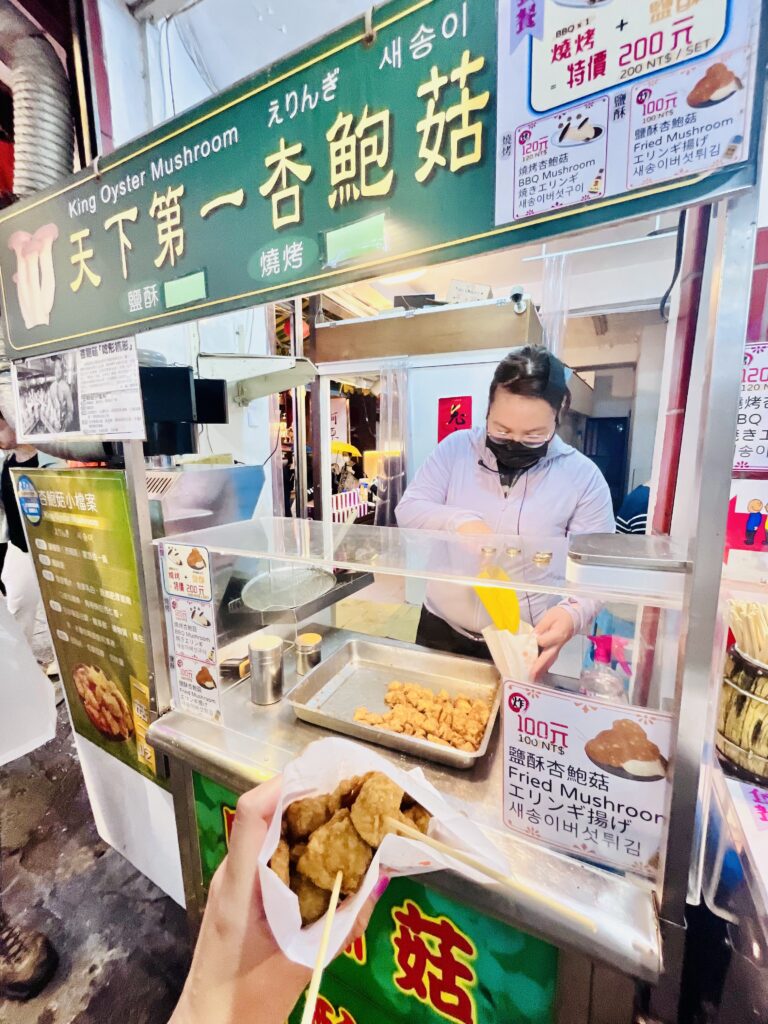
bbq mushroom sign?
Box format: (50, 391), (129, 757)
(503, 682), (673, 879)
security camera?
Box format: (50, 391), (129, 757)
(509, 287), (528, 315)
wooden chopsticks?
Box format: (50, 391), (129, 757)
(385, 816), (597, 934)
(731, 600), (768, 664)
(299, 870), (343, 1024)
(299, 819), (598, 1020)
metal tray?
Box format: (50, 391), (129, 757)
(288, 638), (501, 769)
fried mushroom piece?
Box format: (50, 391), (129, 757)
(290, 871), (331, 925)
(269, 838), (290, 886)
(350, 772), (404, 847)
(328, 773), (374, 813)
(289, 841), (307, 865)
(297, 808), (372, 894)
(402, 805), (431, 835)
(285, 794), (333, 842)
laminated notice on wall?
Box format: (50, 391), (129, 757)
(12, 337), (145, 444)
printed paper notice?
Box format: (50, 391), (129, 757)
(512, 97), (608, 219)
(734, 342), (768, 471)
(160, 542), (220, 720)
(495, 0), (759, 227)
(503, 682), (673, 878)
(627, 48), (751, 191)
(13, 337), (145, 443)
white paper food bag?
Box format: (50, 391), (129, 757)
(258, 737), (507, 968)
(483, 623), (538, 681)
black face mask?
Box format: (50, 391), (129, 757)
(486, 435), (549, 474)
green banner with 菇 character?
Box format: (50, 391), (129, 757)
(192, 771), (560, 1024)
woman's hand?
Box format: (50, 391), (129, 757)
(532, 607), (576, 680)
(456, 519), (493, 536)
(169, 777), (383, 1024)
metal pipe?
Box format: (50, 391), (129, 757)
(292, 297), (309, 518)
(123, 439), (172, 714)
(657, 193), (758, 947)
(0, 0), (73, 197)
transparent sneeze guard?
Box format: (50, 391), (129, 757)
(156, 516), (687, 609)
(150, 518), (690, 980)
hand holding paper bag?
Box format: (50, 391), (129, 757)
(258, 737), (508, 969)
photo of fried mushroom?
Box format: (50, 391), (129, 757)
(269, 771), (432, 926)
(72, 663), (134, 741)
(585, 719), (668, 782)
(186, 547), (206, 570)
(354, 682), (492, 753)
(687, 62), (743, 108)
(195, 666), (216, 690)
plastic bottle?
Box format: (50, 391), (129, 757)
(579, 635), (630, 703)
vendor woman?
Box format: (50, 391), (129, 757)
(395, 345), (615, 679)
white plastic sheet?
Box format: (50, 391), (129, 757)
(0, 597), (56, 765)
(258, 737), (507, 968)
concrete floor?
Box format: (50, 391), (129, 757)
(0, 707), (190, 1024)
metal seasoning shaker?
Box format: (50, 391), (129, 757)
(248, 634), (284, 705)
(295, 632), (322, 676)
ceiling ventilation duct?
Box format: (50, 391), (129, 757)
(0, 0), (73, 197)
(0, 1), (73, 387)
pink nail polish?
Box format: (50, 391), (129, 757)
(373, 876), (390, 899)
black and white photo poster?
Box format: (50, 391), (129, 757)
(12, 337), (145, 443)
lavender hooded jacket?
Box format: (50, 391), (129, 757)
(395, 427), (615, 637)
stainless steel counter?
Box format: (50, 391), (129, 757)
(148, 624), (661, 982)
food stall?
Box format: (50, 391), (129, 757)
(0, 0), (766, 1021)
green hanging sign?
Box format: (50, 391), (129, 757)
(0, 0), (761, 356)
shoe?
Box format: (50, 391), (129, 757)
(0, 920), (58, 1000)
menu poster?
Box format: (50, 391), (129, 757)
(734, 342), (768, 472)
(495, 0), (759, 226)
(11, 336), (145, 444)
(159, 542), (221, 721)
(13, 468), (163, 785)
(503, 682), (673, 878)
